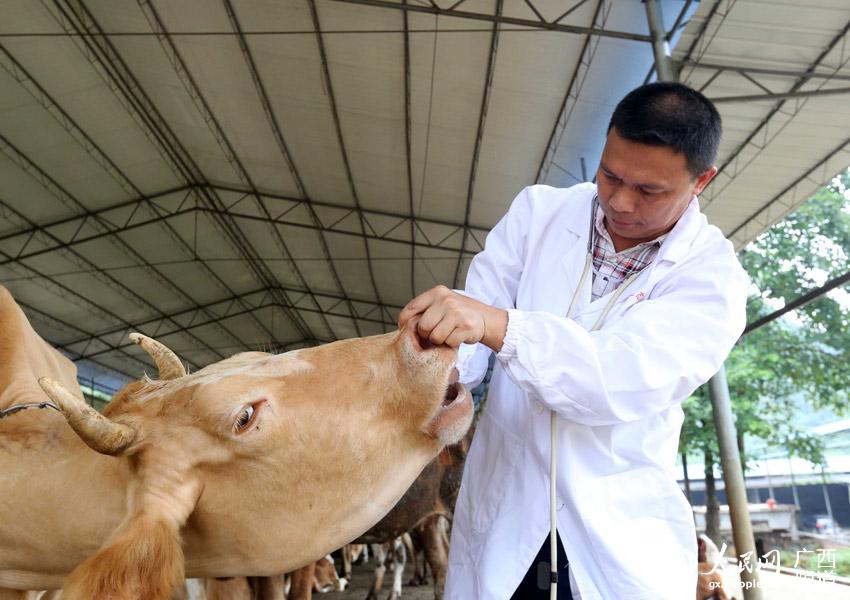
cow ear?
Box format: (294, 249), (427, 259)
(61, 473), (201, 600)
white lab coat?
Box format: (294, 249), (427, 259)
(445, 183), (748, 599)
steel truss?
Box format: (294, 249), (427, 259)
(536, 0), (610, 186)
(6, 0), (844, 385)
(677, 2), (850, 218)
(0, 184), (487, 262)
(59, 285), (398, 358)
(17, 299), (155, 377)
(135, 0), (342, 341)
(222, 0), (370, 339)
(452, 0), (502, 288)
(327, 0), (651, 42)
(42, 0), (323, 346)
(3, 0), (485, 374)
(402, 0), (415, 300)
(28, 1), (302, 352)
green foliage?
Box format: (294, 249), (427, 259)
(681, 171), (850, 469)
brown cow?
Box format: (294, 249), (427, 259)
(696, 535), (729, 600)
(355, 428), (472, 600)
(408, 515), (450, 592)
(229, 428), (472, 600)
(0, 285), (472, 600)
(312, 556), (347, 593)
(204, 576), (284, 600)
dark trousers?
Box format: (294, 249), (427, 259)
(510, 532), (572, 599)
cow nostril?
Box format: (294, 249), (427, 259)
(417, 333), (434, 351)
(443, 383), (459, 405)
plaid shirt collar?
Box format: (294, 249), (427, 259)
(590, 197), (667, 300)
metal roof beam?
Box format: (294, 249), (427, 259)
(702, 16), (850, 211)
(677, 0), (724, 75)
(0, 219), (203, 373)
(45, 0), (314, 345)
(40, 0), (288, 348)
(216, 184), (483, 230)
(74, 298), (392, 363)
(711, 87), (850, 104)
(645, 0), (676, 82)
(452, 0), (502, 288)
(59, 287), (401, 354)
(680, 60), (850, 82)
(17, 300), (149, 380)
(743, 269), (850, 336)
(0, 186), (487, 265)
(666, 0), (694, 42)
(0, 143), (225, 365)
(536, 0), (608, 185)
(326, 0), (652, 42)
(727, 132), (850, 247)
(222, 0), (367, 337)
(135, 0), (332, 342)
(307, 0), (388, 331)
(402, 0), (415, 299)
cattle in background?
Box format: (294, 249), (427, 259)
(407, 515), (450, 592)
(697, 534), (730, 600)
(364, 537), (407, 600)
(0, 286), (473, 600)
(313, 555), (347, 593)
(281, 555), (346, 600)
(205, 577), (252, 600)
(354, 428), (472, 600)
(243, 427), (472, 600)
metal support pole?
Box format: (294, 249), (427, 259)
(709, 366), (762, 599)
(649, 4), (759, 592)
(787, 454), (801, 508)
(764, 455), (774, 500)
(787, 454), (801, 541)
(644, 0), (677, 82)
(820, 465), (835, 526)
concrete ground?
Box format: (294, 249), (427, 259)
(323, 558), (437, 600)
(315, 557), (850, 599)
(328, 560), (850, 600)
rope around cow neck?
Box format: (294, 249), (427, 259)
(0, 401), (60, 419)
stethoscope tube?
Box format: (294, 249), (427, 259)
(549, 198), (640, 598)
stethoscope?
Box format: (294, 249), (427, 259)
(547, 196), (641, 599)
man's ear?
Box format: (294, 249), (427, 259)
(61, 460), (201, 600)
(693, 165), (718, 197)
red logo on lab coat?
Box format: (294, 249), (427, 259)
(634, 291), (646, 302)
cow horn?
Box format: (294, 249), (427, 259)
(37, 377), (137, 456)
(129, 332), (186, 380)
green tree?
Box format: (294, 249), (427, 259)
(681, 170), (850, 543)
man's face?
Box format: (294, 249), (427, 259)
(595, 127), (717, 251)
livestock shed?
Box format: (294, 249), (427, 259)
(1, 0), (849, 599)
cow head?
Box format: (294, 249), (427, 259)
(39, 320), (472, 600)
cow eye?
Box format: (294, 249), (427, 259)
(234, 404), (258, 433)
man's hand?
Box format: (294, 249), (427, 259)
(397, 285), (508, 351)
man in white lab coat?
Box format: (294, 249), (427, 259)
(397, 82), (748, 599)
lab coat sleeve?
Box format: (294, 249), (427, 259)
(496, 257), (749, 426)
(454, 186), (534, 389)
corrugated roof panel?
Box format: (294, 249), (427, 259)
(470, 28), (586, 228)
(409, 13), (493, 224)
(676, 0), (850, 247)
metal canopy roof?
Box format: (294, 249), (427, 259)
(0, 0), (848, 390)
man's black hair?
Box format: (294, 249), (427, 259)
(608, 82), (721, 178)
